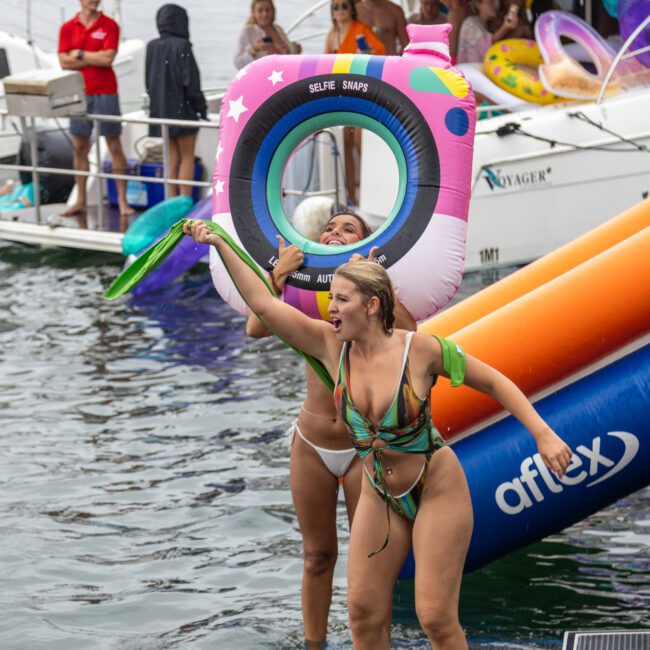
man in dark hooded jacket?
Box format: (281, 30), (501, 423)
(145, 4), (207, 197)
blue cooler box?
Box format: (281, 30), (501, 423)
(104, 159), (203, 209)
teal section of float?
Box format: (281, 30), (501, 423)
(122, 195), (195, 257)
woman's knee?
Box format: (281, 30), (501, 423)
(303, 548), (336, 578)
(348, 596), (385, 635)
(416, 602), (461, 642)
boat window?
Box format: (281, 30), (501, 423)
(0, 49), (10, 79)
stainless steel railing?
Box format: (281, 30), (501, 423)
(596, 15), (650, 104)
(0, 110), (219, 228)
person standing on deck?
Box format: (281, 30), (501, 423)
(355, 0), (409, 55)
(58, 0), (134, 230)
(145, 4), (207, 199)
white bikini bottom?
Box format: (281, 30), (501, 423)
(292, 422), (357, 478)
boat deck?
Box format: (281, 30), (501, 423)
(0, 203), (134, 254)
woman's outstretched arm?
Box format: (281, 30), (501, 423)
(420, 335), (572, 477)
(464, 357), (572, 476)
(185, 221), (330, 360)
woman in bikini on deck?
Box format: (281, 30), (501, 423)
(245, 211), (414, 650)
(187, 219), (572, 649)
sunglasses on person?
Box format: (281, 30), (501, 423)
(332, 2), (350, 9)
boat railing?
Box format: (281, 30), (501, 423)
(286, 0), (330, 35)
(597, 14), (650, 104)
(0, 110), (219, 229)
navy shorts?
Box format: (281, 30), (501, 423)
(70, 94), (122, 138)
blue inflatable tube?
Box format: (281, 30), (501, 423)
(399, 343), (650, 578)
(122, 195), (195, 257)
(132, 196), (212, 296)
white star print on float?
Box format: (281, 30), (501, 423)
(268, 70), (284, 86)
(216, 143), (224, 161)
(215, 179), (225, 194)
(235, 66), (248, 80)
(227, 96), (248, 123)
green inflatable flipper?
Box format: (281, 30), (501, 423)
(105, 221), (187, 300)
(105, 219), (334, 392)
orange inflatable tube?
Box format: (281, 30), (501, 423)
(425, 199), (650, 338)
(422, 226), (650, 438)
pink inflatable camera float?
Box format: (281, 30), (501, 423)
(211, 24), (476, 322)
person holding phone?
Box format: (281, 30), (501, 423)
(492, 0), (532, 39)
(325, 1), (385, 55)
(356, 0), (409, 55)
(457, 0), (520, 63)
(234, 0), (301, 70)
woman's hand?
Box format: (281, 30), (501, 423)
(493, 11), (519, 41)
(504, 12), (519, 30)
(274, 235), (304, 279)
(349, 246), (379, 264)
(534, 427), (572, 478)
(184, 220), (220, 246)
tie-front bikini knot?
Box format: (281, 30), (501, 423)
(371, 436), (388, 450)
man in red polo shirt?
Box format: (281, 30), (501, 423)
(58, 0), (134, 228)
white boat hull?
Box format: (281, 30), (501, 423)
(359, 87), (650, 270)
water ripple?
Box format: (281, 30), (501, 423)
(0, 242), (647, 649)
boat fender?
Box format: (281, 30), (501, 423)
(211, 23), (476, 321)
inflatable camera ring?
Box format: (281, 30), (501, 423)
(211, 24), (476, 322)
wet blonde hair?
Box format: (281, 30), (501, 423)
(334, 260), (395, 333)
(247, 0), (276, 25)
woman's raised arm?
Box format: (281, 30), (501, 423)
(246, 236), (304, 339)
(185, 221), (331, 360)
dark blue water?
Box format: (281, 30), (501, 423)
(0, 243), (648, 649)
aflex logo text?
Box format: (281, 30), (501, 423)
(495, 431), (639, 515)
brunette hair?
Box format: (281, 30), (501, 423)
(334, 260), (395, 333)
(247, 0), (276, 25)
(331, 0), (358, 25)
(325, 210), (372, 238)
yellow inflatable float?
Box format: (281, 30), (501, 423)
(483, 38), (562, 105)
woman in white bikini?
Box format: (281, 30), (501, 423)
(245, 211), (415, 650)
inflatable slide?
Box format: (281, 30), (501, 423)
(400, 200), (650, 576)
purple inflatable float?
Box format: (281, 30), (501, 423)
(132, 195), (212, 296)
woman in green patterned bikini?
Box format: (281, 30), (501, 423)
(245, 212), (415, 650)
(184, 219), (572, 649)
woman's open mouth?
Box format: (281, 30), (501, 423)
(331, 318), (342, 333)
